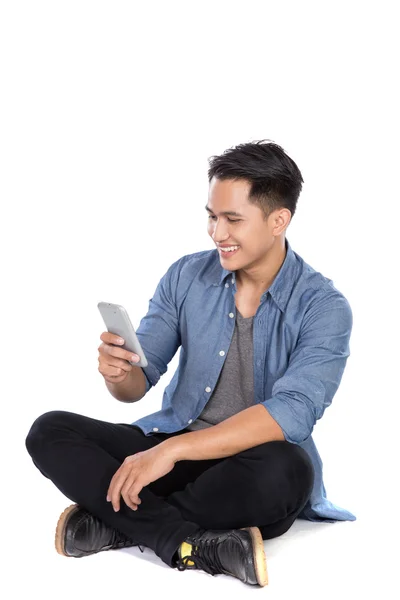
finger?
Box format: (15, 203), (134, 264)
(100, 363), (131, 378)
(122, 488), (138, 511)
(98, 355), (138, 377)
(104, 374), (127, 383)
(125, 499), (138, 511)
(99, 342), (139, 365)
(120, 476), (138, 509)
(101, 332), (125, 345)
(107, 469), (117, 499)
(106, 471), (119, 504)
(127, 482), (143, 507)
(98, 353), (133, 375)
(109, 469), (129, 512)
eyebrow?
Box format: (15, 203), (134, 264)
(205, 205), (244, 217)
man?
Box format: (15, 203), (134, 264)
(26, 140), (355, 587)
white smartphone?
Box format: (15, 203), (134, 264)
(97, 302), (148, 368)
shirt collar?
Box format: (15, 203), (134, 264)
(213, 238), (298, 313)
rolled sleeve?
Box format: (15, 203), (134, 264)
(135, 259), (183, 391)
(262, 294), (353, 444)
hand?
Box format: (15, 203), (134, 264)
(106, 442), (177, 512)
(98, 332), (140, 384)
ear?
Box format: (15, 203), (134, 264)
(272, 208), (292, 235)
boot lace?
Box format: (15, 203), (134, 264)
(109, 530), (145, 553)
(176, 536), (227, 576)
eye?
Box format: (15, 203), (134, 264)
(208, 216), (240, 223)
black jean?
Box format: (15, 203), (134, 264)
(25, 410), (315, 568)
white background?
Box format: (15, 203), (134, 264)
(1, 1), (399, 598)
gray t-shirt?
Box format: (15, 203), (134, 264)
(186, 309), (255, 430)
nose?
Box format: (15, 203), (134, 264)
(210, 218), (229, 243)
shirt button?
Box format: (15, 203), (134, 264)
(187, 419), (193, 424)
(225, 282), (229, 288)
(229, 312), (234, 318)
(152, 427), (159, 432)
(205, 387), (211, 392)
(219, 350), (225, 356)
(231, 278), (234, 283)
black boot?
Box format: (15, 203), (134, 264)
(175, 526), (268, 587)
(55, 504), (144, 558)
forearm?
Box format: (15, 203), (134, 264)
(165, 404), (285, 462)
(105, 366), (147, 403)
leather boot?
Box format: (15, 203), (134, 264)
(175, 526), (268, 586)
(55, 503), (144, 558)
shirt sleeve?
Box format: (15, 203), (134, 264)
(134, 258), (183, 393)
(261, 292), (353, 444)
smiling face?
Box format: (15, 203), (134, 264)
(206, 177), (290, 272)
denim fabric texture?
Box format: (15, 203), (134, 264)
(132, 238), (356, 522)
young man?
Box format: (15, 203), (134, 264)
(26, 140), (355, 587)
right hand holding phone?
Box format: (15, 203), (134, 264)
(98, 332), (141, 384)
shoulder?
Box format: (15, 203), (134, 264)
(292, 249), (353, 328)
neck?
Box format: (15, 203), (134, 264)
(236, 237), (287, 294)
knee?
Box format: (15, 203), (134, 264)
(25, 410), (71, 457)
(241, 441), (315, 501)
(280, 442), (315, 497)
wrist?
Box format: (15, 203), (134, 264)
(162, 436), (185, 463)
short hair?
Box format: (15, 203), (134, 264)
(207, 139), (303, 219)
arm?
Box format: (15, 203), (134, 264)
(106, 404), (283, 512)
(264, 293), (353, 444)
(135, 260), (182, 391)
(165, 292), (352, 461)
(105, 258), (183, 401)
(164, 404), (284, 461)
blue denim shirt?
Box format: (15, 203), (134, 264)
(132, 238), (356, 522)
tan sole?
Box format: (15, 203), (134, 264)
(240, 526), (268, 587)
(55, 503), (79, 556)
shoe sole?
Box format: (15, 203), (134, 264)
(240, 526), (268, 587)
(55, 503), (79, 556)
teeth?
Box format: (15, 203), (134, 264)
(220, 246), (239, 252)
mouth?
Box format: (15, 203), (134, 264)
(218, 246), (240, 259)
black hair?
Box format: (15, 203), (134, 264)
(207, 139), (303, 219)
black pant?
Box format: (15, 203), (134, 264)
(25, 410), (315, 568)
